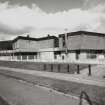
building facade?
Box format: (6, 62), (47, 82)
(0, 31), (105, 62)
(0, 35), (59, 61)
(57, 31), (105, 62)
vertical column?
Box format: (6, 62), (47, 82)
(10, 53), (12, 61)
(58, 64), (61, 72)
(67, 64), (69, 72)
(11, 53), (13, 61)
(65, 28), (68, 54)
(88, 64), (91, 76)
(34, 55), (36, 61)
(51, 64), (53, 72)
(77, 65), (80, 74)
(44, 64), (46, 71)
(76, 53), (79, 60)
(27, 55), (29, 61)
(21, 55), (22, 61)
(13, 53), (15, 61)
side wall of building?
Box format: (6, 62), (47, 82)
(58, 33), (105, 61)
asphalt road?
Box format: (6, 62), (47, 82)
(0, 74), (87, 105)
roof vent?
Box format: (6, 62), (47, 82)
(27, 34), (30, 38)
(47, 34), (50, 37)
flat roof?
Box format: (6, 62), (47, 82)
(59, 31), (105, 37)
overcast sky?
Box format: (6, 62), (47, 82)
(0, 0), (105, 40)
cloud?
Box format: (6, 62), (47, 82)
(0, 1), (105, 40)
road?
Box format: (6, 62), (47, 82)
(0, 74), (88, 105)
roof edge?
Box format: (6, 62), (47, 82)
(59, 30), (105, 37)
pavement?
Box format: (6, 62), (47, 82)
(0, 66), (105, 87)
(0, 74), (88, 105)
(80, 65), (105, 78)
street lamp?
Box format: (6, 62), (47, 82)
(64, 28), (68, 55)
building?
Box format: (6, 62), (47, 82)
(0, 35), (59, 61)
(0, 31), (105, 62)
(57, 31), (105, 62)
(0, 40), (13, 60)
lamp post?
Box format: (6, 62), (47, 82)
(64, 28), (68, 55)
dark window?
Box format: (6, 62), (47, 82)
(28, 55), (34, 59)
(62, 36), (65, 47)
(54, 55), (57, 59)
(22, 55), (27, 60)
(17, 56), (21, 60)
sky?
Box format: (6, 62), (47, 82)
(0, 0), (105, 40)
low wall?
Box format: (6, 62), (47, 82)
(0, 69), (104, 105)
(0, 60), (90, 74)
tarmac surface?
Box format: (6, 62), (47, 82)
(0, 66), (104, 105)
(0, 74), (87, 105)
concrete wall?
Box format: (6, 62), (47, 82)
(0, 56), (12, 60)
(40, 51), (54, 61)
(55, 52), (77, 62)
(13, 39), (55, 50)
(13, 39), (38, 50)
(67, 35), (105, 50)
(59, 37), (64, 49)
(68, 53), (76, 61)
(38, 39), (54, 49)
(59, 34), (105, 50)
(55, 52), (105, 62)
(67, 35), (81, 50)
(58, 33), (105, 61)
(81, 35), (105, 50)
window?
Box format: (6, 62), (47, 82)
(62, 36), (65, 47)
(54, 55), (57, 59)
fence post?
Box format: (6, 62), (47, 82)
(51, 64), (53, 72)
(77, 64), (80, 74)
(88, 64), (91, 76)
(67, 64), (69, 72)
(58, 64), (60, 72)
(44, 64), (46, 71)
